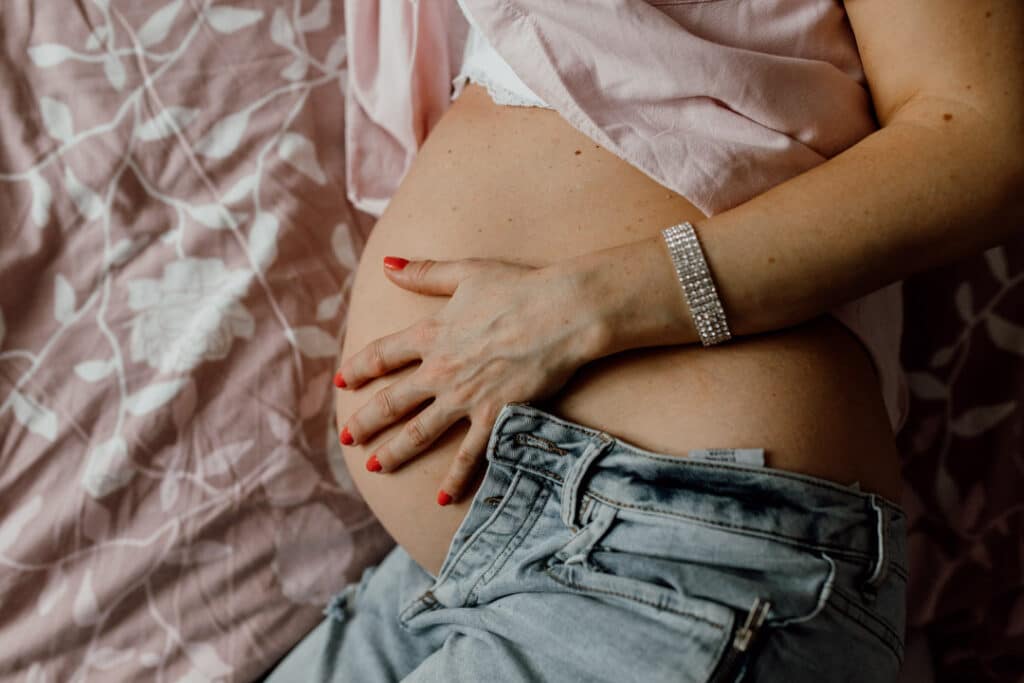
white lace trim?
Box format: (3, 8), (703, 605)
(451, 0), (552, 109)
(452, 70), (552, 108)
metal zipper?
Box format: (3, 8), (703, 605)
(707, 597), (772, 683)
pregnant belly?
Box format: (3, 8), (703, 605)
(336, 84), (902, 579)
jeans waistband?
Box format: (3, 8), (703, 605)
(487, 402), (908, 579)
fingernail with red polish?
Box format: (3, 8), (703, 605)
(340, 426), (354, 445)
(366, 454), (382, 472)
(437, 490), (452, 506)
(333, 371), (347, 388)
(383, 256), (409, 270)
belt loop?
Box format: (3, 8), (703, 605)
(860, 494), (890, 598)
(560, 434), (615, 529)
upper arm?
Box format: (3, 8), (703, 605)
(845, 0), (1024, 137)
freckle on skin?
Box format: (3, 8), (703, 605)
(574, 149), (581, 155)
(768, 257), (776, 264)
(943, 113), (953, 121)
(985, 10), (991, 17)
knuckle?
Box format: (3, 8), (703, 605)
(425, 356), (455, 384)
(452, 448), (477, 471)
(404, 416), (431, 448)
(477, 400), (502, 421)
(368, 338), (388, 375)
(373, 388), (397, 419)
(412, 366), (436, 392)
(413, 259), (435, 281)
(448, 383), (475, 408)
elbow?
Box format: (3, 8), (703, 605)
(887, 87), (1024, 241)
(908, 93), (1023, 189)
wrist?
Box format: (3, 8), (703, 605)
(553, 233), (700, 360)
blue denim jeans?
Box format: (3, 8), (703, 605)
(263, 401), (907, 682)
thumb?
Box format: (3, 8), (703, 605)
(382, 256), (494, 296)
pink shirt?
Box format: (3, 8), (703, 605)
(343, 0), (909, 435)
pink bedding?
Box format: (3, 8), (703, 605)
(0, 2), (395, 680)
(897, 240), (1024, 682)
(1, 1), (1022, 682)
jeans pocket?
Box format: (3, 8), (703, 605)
(542, 545), (742, 682)
(542, 497), (839, 681)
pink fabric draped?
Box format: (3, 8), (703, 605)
(344, 1), (468, 217)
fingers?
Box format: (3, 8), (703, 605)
(336, 326), (422, 391)
(384, 257), (491, 297)
(356, 400), (499, 508)
(436, 417), (493, 505)
(363, 400), (463, 474)
(341, 377), (436, 446)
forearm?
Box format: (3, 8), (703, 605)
(563, 98), (1024, 361)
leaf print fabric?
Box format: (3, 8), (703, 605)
(896, 243), (1024, 682)
(0, 1), (1022, 682)
(127, 259), (254, 374)
(0, 2), (393, 681)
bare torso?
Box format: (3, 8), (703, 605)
(336, 84), (902, 578)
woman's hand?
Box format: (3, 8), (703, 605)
(334, 255), (604, 506)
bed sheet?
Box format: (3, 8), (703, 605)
(0, 2), (395, 681)
(2, 1), (1023, 682)
(897, 236), (1024, 682)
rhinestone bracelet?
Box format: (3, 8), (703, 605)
(661, 222), (732, 346)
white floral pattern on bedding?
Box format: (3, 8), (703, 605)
(127, 258), (256, 375)
(897, 240), (1024, 682)
(0, 2), (394, 681)
(2, 1), (1023, 682)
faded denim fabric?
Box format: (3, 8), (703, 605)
(263, 401), (907, 682)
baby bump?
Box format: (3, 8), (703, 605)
(333, 84), (902, 578)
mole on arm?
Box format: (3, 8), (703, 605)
(943, 113), (953, 121)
